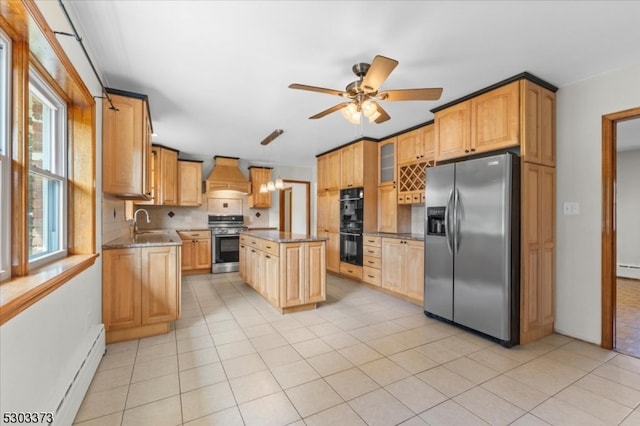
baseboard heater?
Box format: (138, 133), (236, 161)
(53, 325), (105, 426)
(618, 264), (640, 280)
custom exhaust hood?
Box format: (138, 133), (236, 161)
(205, 156), (251, 194)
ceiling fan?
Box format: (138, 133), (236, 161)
(289, 55), (443, 124)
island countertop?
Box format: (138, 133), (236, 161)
(241, 230), (328, 243)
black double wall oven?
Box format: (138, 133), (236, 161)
(339, 187), (364, 266)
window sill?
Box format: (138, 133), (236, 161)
(0, 254), (99, 326)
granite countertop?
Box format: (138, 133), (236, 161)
(103, 229), (182, 249)
(242, 230), (327, 243)
(363, 232), (425, 242)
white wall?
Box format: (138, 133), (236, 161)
(555, 63), (640, 344)
(0, 0), (104, 419)
(616, 149), (640, 278)
(267, 165), (314, 230)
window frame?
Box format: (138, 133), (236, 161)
(0, 29), (10, 281)
(0, 0), (98, 325)
(27, 69), (69, 268)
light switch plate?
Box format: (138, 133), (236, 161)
(563, 202), (580, 215)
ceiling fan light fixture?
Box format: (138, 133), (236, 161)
(275, 178), (284, 189)
(362, 100), (378, 118)
(266, 181), (276, 192)
(259, 183), (268, 193)
(340, 104), (361, 124)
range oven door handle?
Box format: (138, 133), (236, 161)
(340, 232), (362, 236)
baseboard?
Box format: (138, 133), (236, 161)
(53, 325), (105, 426)
(617, 264), (640, 280)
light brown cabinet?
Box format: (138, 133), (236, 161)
(136, 145), (179, 206)
(520, 162), (555, 344)
(381, 238), (424, 302)
(340, 142), (362, 188)
(435, 81), (519, 162)
(178, 230), (211, 274)
(378, 137), (397, 187)
(102, 245), (181, 343)
(317, 150), (341, 191)
(397, 126), (435, 165)
(521, 80), (556, 166)
(378, 185), (410, 234)
(102, 90), (152, 199)
(178, 160), (202, 206)
(240, 235), (326, 313)
(362, 236), (382, 287)
(248, 166), (273, 208)
(316, 189), (340, 273)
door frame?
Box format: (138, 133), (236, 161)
(278, 179), (310, 235)
(601, 106), (640, 349)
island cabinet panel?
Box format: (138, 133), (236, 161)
(281, 243), (305, 307)
(306, 242), (327, 303)
(240, 233), (327, 313)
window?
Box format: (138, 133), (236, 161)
(0, 30), (9, 281)
(27, 71), (67, 267)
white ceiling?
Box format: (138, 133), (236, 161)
(57, 1), (640, 166)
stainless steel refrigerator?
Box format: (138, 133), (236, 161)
(424, 152), (520, 346)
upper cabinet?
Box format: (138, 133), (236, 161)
(135, 145), (179, 206)
(397, 125), (434, 166)
(248, 166), (272, 208)
(521, 80), (556, 166)
(378, 137), (396, 187)
(102, 89), (152, 199)
(317, 150), (341, 191)
(434, 78), (556, 164)
(340, 140), (377, 189)
(178, 160), (203, 206)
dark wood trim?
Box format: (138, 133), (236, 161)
(431, 72), (558, 114)
(278, 180), (311, 235)
(214, 155), (240, 160)
(152, 143), (180, 154)
(248, 165), (273, 170)
(601, 106), (640, 350)
(177, 158), (203, 164)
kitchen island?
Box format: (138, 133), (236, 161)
(239, 230), (326, 313)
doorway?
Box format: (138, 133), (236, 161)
(278, 180), (310, 235)
(601, 107), (640, 351)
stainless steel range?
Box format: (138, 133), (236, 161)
(208, 215), (246, 273)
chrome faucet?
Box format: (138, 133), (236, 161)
(133, 208), (150, 234)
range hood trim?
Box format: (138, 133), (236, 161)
(205, 156), (251, 194)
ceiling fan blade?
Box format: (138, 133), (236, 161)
(309, 102), (351, 119)
(289, 83), (346, 97)
(379, 88), (443, 101)
(361, 55), (398, 92)
(374, 104), (391, 124)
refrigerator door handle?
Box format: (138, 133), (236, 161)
(454, 188), (461, 254)
(444, 188), (454, 255)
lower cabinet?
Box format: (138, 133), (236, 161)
(381, 238), (424, 302)
(178, 230), (211, 274)
(103, 245), (181, 343)
(240, 235), (326, 313)
(317, 230), (340, 273)
(362, 236), (382, 287)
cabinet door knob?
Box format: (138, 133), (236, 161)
(465, 149), (470, 153)
(368, 275), (375, 278)
(470, 148), (476, 152)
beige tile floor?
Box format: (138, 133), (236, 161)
(74, 272), (640, 426)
